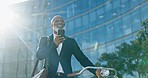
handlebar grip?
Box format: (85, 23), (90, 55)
(67, 73), (77, 77)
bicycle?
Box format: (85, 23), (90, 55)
(67, 66), (118, 78)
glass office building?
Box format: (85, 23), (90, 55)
(0, 0), (147, 78)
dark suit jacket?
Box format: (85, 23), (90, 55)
(36, 34), (96, 78)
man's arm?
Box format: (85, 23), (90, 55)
(36, 37), (57, 60)
(72, 39), (96, 75)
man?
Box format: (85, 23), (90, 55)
(36, 15), (101, 78)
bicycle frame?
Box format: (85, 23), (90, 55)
(67, 66), (118, 78)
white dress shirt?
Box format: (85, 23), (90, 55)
(53, 34), (64, 73)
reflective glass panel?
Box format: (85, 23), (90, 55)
(104, 2), (112, 21)
(75, 17), (82, 32)
(89, 11), (97, 27)
(130, 0), (139, 8)
(121, 0), (130, 13)
(82, 14), (89, 30)
(112, 0), (121, 17)
(122, 15), (132, 35)
(106, 23), (114, 42)
(67, 20), (75, 34)
(141, 2), (148, 21)
(131, 10), (141, 32)
(97, 26), (106, 44)
(96, 6), (105, 25)
(113, 19), (123, 39)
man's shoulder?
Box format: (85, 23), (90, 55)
(66, 36), (75, 41)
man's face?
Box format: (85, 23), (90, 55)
(52, 16), (65, 30)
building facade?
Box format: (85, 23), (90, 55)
(0, 0), (147, 78)
(31, 0), (148, 78)
(0, 1), (35, 78)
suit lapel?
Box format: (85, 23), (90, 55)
(60, 36), (68, 56)
(60, 39), (65, 56)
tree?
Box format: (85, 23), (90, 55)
(136, 18), (148, 78)
(93, 18), (148, 78)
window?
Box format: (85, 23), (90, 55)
(96, 6), (104, 25)
(71, 55), (82, 72)
(104, 1), (112, 21)
(96, 0), (104, 5)
(67, 20), (74, 34)
(82, 14), (89, 30)
(75, 35), (82, 48)
(141, 2), (148, 21)
(121, 0), (130, 13)
(122, 15), (132, 35)
(112, 0), (121, 17)
(106, 43), (115, 53)
(90, 29), (99, 47)
(0, 38), (5, 48)
(130, 0), (139, 9)
(39, 1), (46, 12)
(67, 4), (75, 18)
(46, 28), (52, 36)
(140, 0), (145, 3)
(38, 16), (43, 28)
(113, 19), (123, 39)
(97, 26), (106, 44)
(106, 23), (114, 42)
(88, 0), (97, 8)
(33, 2), (40, 13)
(55, 7), (67, 19)
(131, 10), (141, 32)
(89, 11), (97, 27)
(54, 0), (68, 7)
(98, 44), (107, 54)
(74, 1), (81, 15)
(82, 32), (90, 49)
(80, 0), (89, 12)
(32, 17), (37, 27)
(75, 17), (82, 32)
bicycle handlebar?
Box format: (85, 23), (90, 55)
(67, 66), (118, 78)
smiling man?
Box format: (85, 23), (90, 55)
(36, 15), (101, 78)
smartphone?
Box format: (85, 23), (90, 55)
(58, 29), (65, 37)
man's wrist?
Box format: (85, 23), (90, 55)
(52, 42), (58, 48)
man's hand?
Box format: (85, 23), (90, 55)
(54, 35), (65, 46)
(96, 69), (101, 78)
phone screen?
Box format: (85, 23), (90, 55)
(58, 29), (65, 37)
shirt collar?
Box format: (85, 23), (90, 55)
(53, 33), (57, 39)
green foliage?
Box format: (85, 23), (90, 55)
(137, 18), (148, 44)
(94, 18), (148, 78)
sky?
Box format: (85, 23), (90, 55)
(2, 0), (29, 6)
(0, 0), (29, 30)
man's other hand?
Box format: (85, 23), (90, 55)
(96, 69), (101, 78)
